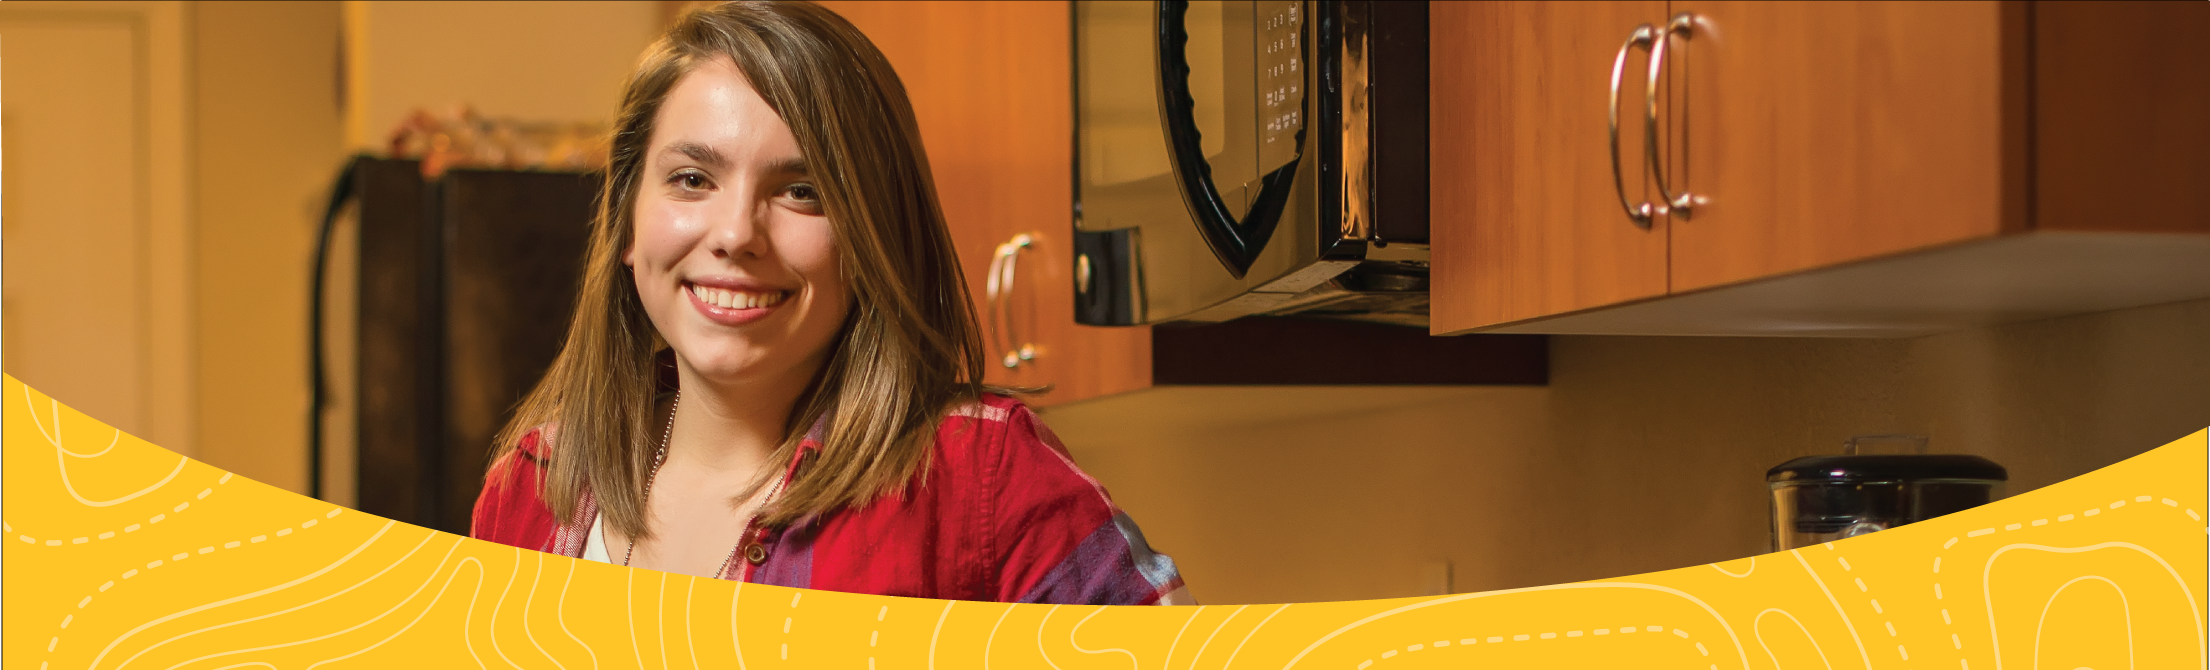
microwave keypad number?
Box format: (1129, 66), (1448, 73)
(1259, 0), (1303, 173)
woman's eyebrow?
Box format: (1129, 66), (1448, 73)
(764, 156), (808, 176)
(664, 141), (731, 169)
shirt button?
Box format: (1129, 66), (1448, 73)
(744, 543), (768, 565)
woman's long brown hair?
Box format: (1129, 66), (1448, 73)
(490, 0), (986, 540)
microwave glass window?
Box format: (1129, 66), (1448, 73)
(1075, 1), (1301, 205)
(1077, 1), (1172, 189)
(1180, 1), (1260, 219)
(1184, 1), (1226, 161)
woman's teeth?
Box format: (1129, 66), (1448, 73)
(690, 285), (786, 310)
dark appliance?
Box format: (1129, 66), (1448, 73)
(1766, 435), (2008, 551)
(1073, 0), (1430, 326)
(319, 158), (597, 535)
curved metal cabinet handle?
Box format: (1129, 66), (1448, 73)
(983, 238), (1011, 369)
(1610, 24), (1660, 229)
(1647, 12), (1695, 218)
(991, 234), (1037, 369)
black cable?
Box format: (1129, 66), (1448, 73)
(308, 155), (366, 501)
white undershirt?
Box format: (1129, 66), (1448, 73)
(581, 512), (613, 564)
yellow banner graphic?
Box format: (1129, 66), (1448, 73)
(6, 375), (2203, 669)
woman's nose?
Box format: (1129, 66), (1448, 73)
(705, 198), (770, 260)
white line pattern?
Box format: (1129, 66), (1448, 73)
(39, 509), (347, 669)
(1355, 621), (1711, 669)
(1280, 582), (1753, 670)
(1934, 491), (2205, 669)
(86, 519), (396, 670)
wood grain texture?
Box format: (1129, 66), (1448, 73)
(1665, 1), (2013, 292)
(1473, 232), (2210, 337)
(822, 1), (1151, 406)
(2033, 1), (2210, 233)
(1430, 0), (1672, 335)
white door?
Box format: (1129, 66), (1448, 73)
(2, 1), (195, 453)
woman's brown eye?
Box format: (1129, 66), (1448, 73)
(668, 170), (711, 192)
(788, 184), (819, 201)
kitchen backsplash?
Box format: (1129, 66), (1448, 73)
(1044, 297), (2210, 605)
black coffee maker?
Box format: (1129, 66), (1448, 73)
(1767, 435), (2007, 551)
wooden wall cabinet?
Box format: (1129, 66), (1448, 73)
(1433, 1), (2210, 337)
(1663, 1), (2012, 292)
(1430, 1), (1674, 332)
(825, 1), (1151, 406)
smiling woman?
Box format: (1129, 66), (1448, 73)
(467, 0), (1190, 606)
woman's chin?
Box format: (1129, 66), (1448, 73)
(673, 347), (816, 387)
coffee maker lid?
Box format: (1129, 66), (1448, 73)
(1767, 454), (2008, 484)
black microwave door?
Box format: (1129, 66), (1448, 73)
(1157, 0), (1307, 279)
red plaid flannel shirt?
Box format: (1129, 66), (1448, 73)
(470, 393), (1189, 604)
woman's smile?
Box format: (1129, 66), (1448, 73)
(684, 279), (791, 326)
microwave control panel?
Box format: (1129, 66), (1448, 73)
(1258, 0), (1303, 174)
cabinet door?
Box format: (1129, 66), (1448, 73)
(823, 1), (1150, 405)
(1664, 1), (2012, 292)
(2034, 1), (2210, 234)
(1431, 0), (1674, 335)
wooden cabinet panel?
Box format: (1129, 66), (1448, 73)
(822, 1), (1149, 406)
(1665, 1), (2013, 292)
(1431, 0), (1673, 335)
(1441, 1), (2210, 337)
(2034, 1), (2210, 234)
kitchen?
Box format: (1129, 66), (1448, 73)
(1, 0), (2203, 609)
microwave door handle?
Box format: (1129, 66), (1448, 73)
(1157, 0), (1302, 279)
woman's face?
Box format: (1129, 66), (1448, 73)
(628, 57), (849, 389)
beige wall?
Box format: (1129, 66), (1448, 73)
(341, 0), (659, 149)
(1045, 297), (2210, 605)
(1043, 386), (1554, 604)
(191, 0), (344, 494)
(1904, 298), (2210, 494)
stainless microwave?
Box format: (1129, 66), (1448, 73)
(1072, 0), (1429, 326)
